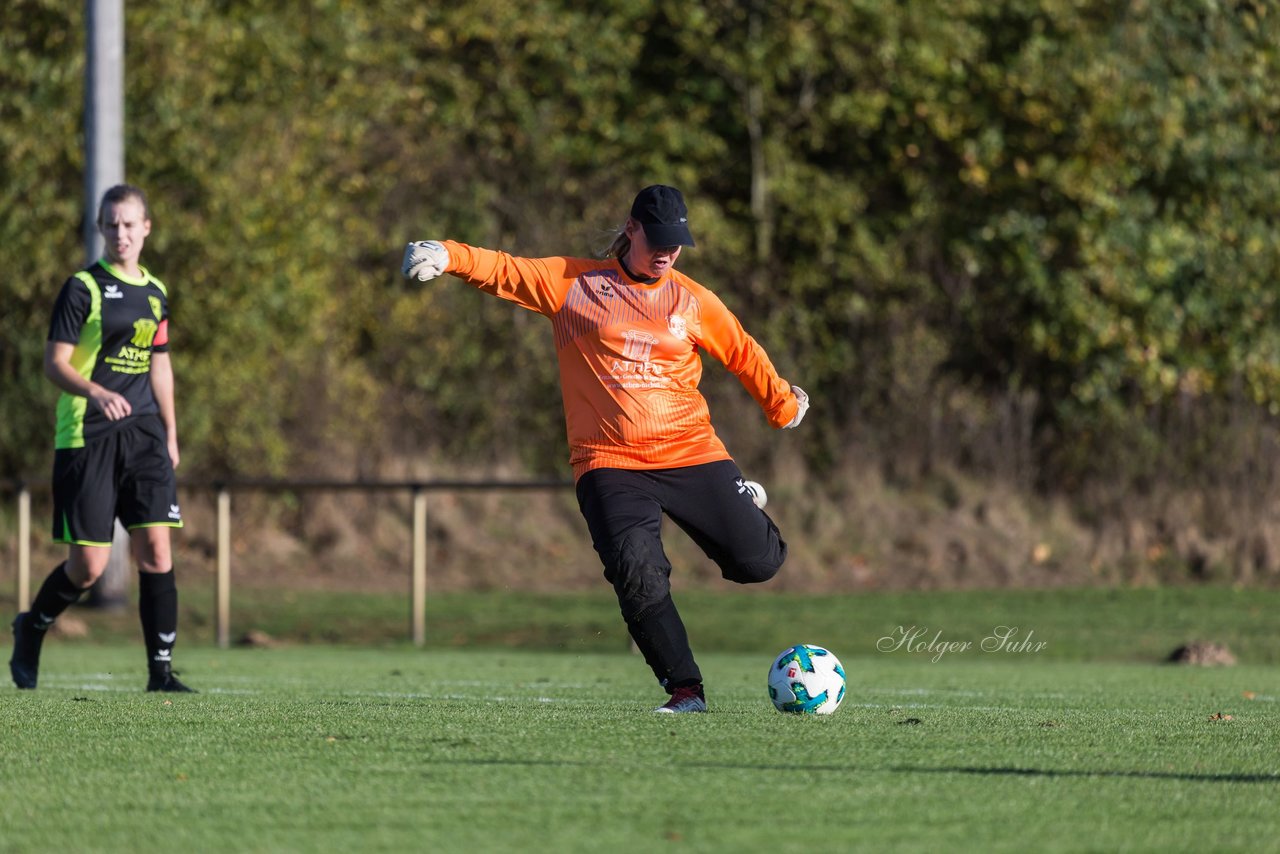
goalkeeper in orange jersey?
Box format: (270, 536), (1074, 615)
(402, 185), (808, 713)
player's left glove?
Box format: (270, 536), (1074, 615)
(783, 385), (809, 429)
(401, 240), (449, 282)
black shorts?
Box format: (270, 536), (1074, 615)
(575, 459), (786, 584)
(51, 414), (183, 546)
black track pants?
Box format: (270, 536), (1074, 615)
(576, 460), (787, 689)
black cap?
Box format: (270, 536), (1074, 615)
(630, 185), (695, 247)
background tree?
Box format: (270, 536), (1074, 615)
(3, 0), (1279, 582)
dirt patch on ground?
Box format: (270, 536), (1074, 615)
(1167, 642), (1237, 666)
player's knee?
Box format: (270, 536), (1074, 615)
(68, 549), (111, 588)
(727, 559), (781, 585)
(78, 565), (107, 587)
(135, 557), (172, 575)
(131, 529), (172, 574)
(602, 529), (672, 621)
(133, 541), (172, 574)
(722, 539), (787, 586)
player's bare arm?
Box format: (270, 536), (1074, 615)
(149, 350), (180, 469)
(43, 340), (132, 421)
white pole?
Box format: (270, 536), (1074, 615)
(84, 0), (125, 263)
(85, 0), (130, 607)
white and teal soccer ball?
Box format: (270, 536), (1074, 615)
(768, 644), (846, 715)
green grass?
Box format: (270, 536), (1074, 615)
(1, 644), (1277, 853)
(10, 584), (1279, 663)
(3, 587), (1278, 851)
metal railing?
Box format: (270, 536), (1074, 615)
(3, 477), (572, 649)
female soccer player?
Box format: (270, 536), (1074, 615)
(10, 184), (194, 692)
(401, 185), (808, 712)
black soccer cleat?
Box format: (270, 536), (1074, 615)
(147, 667), (197, 693)
(10, 612), (45, 690)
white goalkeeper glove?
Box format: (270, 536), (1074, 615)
(783, 385), (809, 429)
(401, 240), (450, 282)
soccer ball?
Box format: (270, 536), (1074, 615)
(767, 644), (846, 715)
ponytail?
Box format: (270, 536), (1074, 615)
(603, 231), (630, 260)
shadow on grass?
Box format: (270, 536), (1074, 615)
(893, 765), (1280, 785)
(422, 757), (1280, 785)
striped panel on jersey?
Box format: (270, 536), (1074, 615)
(552, 271), (682, 351)
(54, 272), (104, 449)
(554, 272), (723, 470)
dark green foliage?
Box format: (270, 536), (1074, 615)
(2, 0), (1277, 496)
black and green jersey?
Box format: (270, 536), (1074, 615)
(48, 260), (171, 449)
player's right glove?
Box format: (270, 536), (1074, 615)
(401, 240), (449, 282)
(783, 385), (809, 429)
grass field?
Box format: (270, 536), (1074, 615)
(6, 584), (1279, 661)
(2, 588), (1278, 852)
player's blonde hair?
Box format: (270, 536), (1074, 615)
(601, 220), (632, 260)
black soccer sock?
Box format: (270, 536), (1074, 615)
(138, 570), (179, 675)
(27, 562), (83, 630)
(626, 595), (702, 691)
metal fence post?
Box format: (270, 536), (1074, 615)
(411, 486), (427, 647)
(216, 486), (231, 649)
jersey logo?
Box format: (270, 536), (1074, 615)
(610, 329), (668, 389)
(621, 330), (658, 362)
(149, 295), (162, 320)
(104, 284), (124, 299)
(131, 318), (159, 348)
(581, 272), (617, 300)
(667, 314), (687, 341)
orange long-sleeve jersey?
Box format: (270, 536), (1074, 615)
(441, 241), (800, 480)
